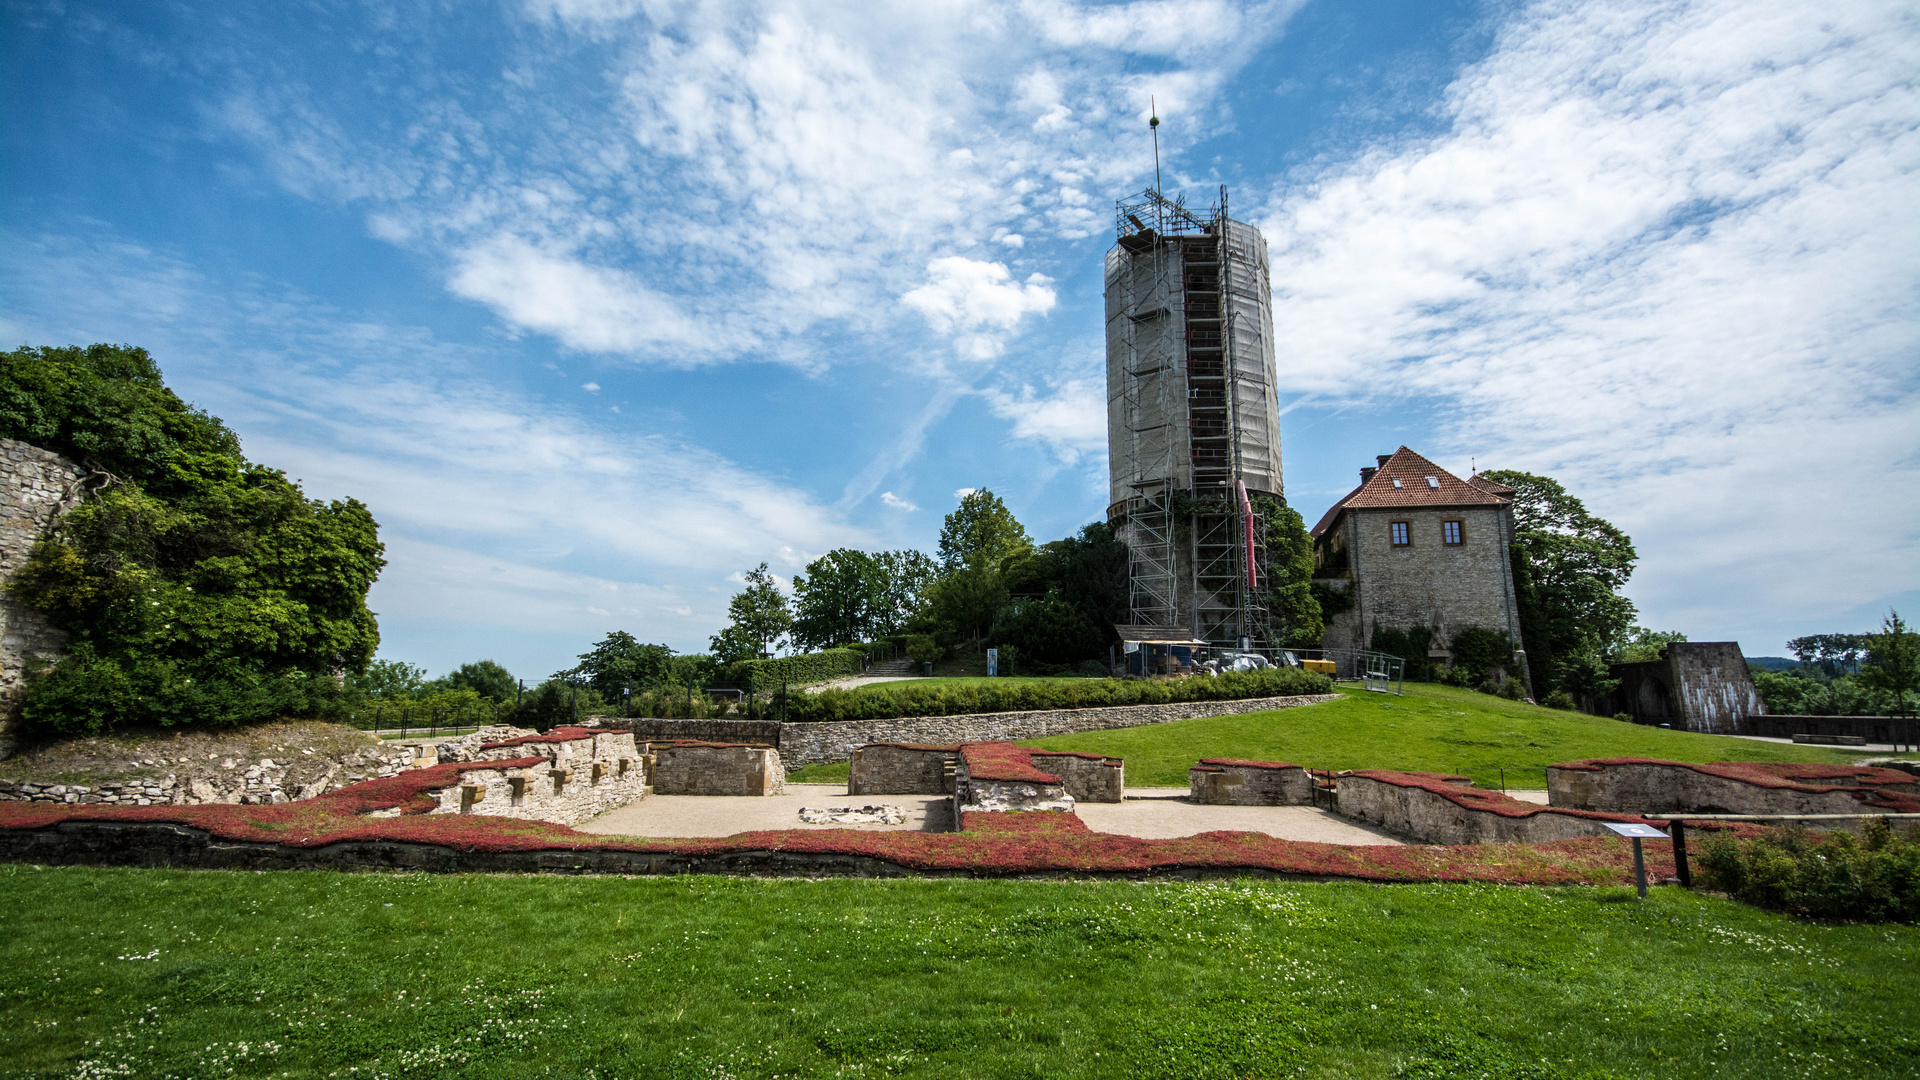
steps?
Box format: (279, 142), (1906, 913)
(866, 659), (916, 677)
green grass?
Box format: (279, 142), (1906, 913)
(3, 866), (1913, 1079)
(788, 759), (852, 784)
(1025, 683), (1887, 788)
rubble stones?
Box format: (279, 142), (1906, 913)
(798, 805), (908, 825)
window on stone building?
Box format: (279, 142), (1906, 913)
(1442, 520), (1463, 545)
(1390, 521), (1411, 546)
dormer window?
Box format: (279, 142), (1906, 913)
(1391, 478), (1403, 489)
(1425, 476), (1440, 489)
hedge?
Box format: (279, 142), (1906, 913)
(722, 648), (866, 693)
(780, 667), (1331, 723)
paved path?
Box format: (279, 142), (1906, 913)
(802, 675), (929, 694)
(1074, 787), (1404, 844)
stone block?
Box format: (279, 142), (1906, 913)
(1188, 759), (1313, 805)
(848, 743), (957, 795)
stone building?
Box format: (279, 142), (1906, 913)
(0, 439), (88, 757)
(1310, 447), (1523, 667)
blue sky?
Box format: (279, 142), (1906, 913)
(4, 0), (1915, 681)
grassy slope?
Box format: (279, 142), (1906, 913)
(3, 866), (1912, 1080)
(1026, 683), (1881, 788)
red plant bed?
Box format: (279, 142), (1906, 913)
(959, 742), (1062, 784)
(1195, 758), (1303, 772)
(645, 739), (775, 750)
(1346, 770), (1667, 825)
(0, 762), (1766, 886)
(480, 727), (599, 749)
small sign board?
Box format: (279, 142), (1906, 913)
(1601, 822), (1667, 839)
(986, 648), (998, 677)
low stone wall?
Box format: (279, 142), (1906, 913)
(605, 718), (784, 746)
(1740, 715), (1919, 746)
(0, 742), (419, 807)
(955, 743), (1073, 813)
(1030, 750), (1123, 803)
(848, 743), (956, 796)
(414, 757), (648, 827)
(1337, 771), (1651, 844)
(650, 742), (785, 796)
(1189, 760), (1313, 805)
(1547, 759), (1920, 816)
(775, 694), (1336, 769)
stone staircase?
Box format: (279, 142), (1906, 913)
(866, 658), (917, 677)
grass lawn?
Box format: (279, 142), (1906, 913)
(3, 866), (1912, 1079)
(1026, 683), (1892, 789)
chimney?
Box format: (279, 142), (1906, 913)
(1376, 454), (1394, 468)
(1360, 466), (1378, 484)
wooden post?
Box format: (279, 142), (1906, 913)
(1671, 820), (1690, 888)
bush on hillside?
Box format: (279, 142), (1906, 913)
(782, 667), (1330, 723)
(1697, 820), (1920, 923)
(721, 648), (866, 692)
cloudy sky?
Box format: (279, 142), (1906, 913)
(4, 0), (1915, 679)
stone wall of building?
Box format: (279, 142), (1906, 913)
(1320, 503), (1521, 658)
(772, 693), (1336, 769)
(1547, 759), (1919, 816)
(1336, 771), (1647, 844)
(1189, 759), (1313, 805)
(0, 439), (88, 756)
(848, 743), (956, 796)
(650, 742), (785, 796)
(1030, 750), (1124, 803)
(1594, 644), (1764, 734)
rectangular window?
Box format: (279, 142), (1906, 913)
(1390, 521), (1411, 546)
(1442, 520), (1464, 545)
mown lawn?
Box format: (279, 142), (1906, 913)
(1023, 683), (1892, 789)
(1, 865), (1912, 1079)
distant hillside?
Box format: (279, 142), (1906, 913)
(1746, 656), (1802, 672)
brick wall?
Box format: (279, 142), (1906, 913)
(1322, 503), (1521, 657)
(0, 439), (87, 755)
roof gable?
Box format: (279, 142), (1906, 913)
(1310, 447), (1507, 537)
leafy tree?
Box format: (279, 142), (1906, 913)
(923, 564), (1009, 645)
(791, 548), (883, 649)
(1001, 523), (1128, 641)
(353, 659), (427, 699)
(869, 550), (938, 636)
(1480, 469), (1637, 703)
(504, 678), (614, 731)
(938, 489), (1032, 572)
(568, 631), (680, 701)
(1859, 610), (1919, 718)
(709, 563), (791, 662)
(991, 593), (1104, 671)
(1787, 633), (1870, 677)
(5, 344), (384, 734)
(1613, 627), (1688, 664)
(438, 659), (518, 702)
(1252, 496), (1323, 648)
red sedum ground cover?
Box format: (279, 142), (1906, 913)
(0, 758), (1742, 885)
(1195, 758), (1302, 772)
(1555, 758), (1920, 812)
(958, 742), (1067, 784)
(1347, 769), (1671, 825)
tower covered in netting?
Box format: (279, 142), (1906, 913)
(1105, 187), (1284, 646)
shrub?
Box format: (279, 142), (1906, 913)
(1612, 712), (1634, 723)
(720, 648), (866, 692)
(1697, 820), (1920, 922)
(1449, 628), (1514, 685)
(1544, 690), (1578, 711)
(781, 667), (1331, 723)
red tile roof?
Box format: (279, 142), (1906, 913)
(1310, 447), (1508, 537)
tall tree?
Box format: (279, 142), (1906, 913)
(567, 631), (679, 700)
(709, 563), (791, 662)
(1251, 496), (1324, 648)
(790, 548), (882, 649)
(1479, 470), (1638, 703)
(439, 659), (518, 701)
(1786, 633), (1870, 677)
(937, 489), (1032, 572)
(1858, 610), (1919, 718)
(869, 550), (938, 636)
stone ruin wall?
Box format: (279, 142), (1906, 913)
(848, 743), (955, 796)
(416, 730), (650, 827)
(649, 743), (784, 796)
(0, 742), (422, 807)
(1547, 760), (1918, 817)
(1336, 773), (1635, 845)
(0, 439), (88, 756)
(1029, 751), (1124, 803)
(1189, 761), (1313, 805)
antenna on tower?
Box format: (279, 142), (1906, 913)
(1149, 96), (1162, 195)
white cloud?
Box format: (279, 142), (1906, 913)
(880, 491), (918, 511)
(581, 381), (600, 392)
(953, 487), (978, 499)
(447, 235), (723, 357)
(901, 257), (1057, 358)
(1261, 0), (1920, 635)
(981, 375), (1106, 463)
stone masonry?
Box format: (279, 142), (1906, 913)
(0, 741), (420, 806)
(1593, 643), (1765, 734)
(409, 728), (650, 826)
(1547, 759), (1920, 816)
(1189, 759), (1313, 805)
(1336, 770), (1652, 844)
(649, 741), (785, 796)
(848, 743), (957, 796)
(0, 439), (89, 757)
(773, 693), (1336, 769)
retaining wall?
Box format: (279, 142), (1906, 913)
(1189, 759), (1313, 805)
(1337, 771), (1650, 844)
(1030, 751), (1124, 803)
(650, 743), (785, 796)
(848, 743), (956, 796)
(1739, 715), (1918, 746)
(1547, 759), (1920, 816)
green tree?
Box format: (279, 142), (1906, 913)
(869, 550), (938, 636)
(709, 563), (791, 662)
(353, 659), (427, 699)
(1787, 633), (1870, 678)
(5, 344), (385, 734)
(991, 593), (1104, 671)
(1251, 496), (1324, 648)
(924, 564), (1009, 645)
(791, 548), (882, 649)
(568, 631), (679, 701)
(1859, 610), (1919, 718)
(1480, 469), (1638, 703)
(937, 489), (1032, 572)
(438, 659), (518, 702)
(1613, 627), (1688, 664)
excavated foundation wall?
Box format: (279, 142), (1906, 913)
(650, 744), (785, 796)
(1547, 760), (1918, 816)
(1030, 751), (1124, 803)
(848, 744), (956, 795)
(1338, 774), (1634, 845)
(1189, 760), (1313, 805)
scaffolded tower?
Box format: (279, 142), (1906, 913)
(1105, 187), (1284, 646)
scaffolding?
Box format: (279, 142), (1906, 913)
(1105, 187), (1285, 648)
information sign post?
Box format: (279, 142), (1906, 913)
(1601, 822), (1669, 898)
